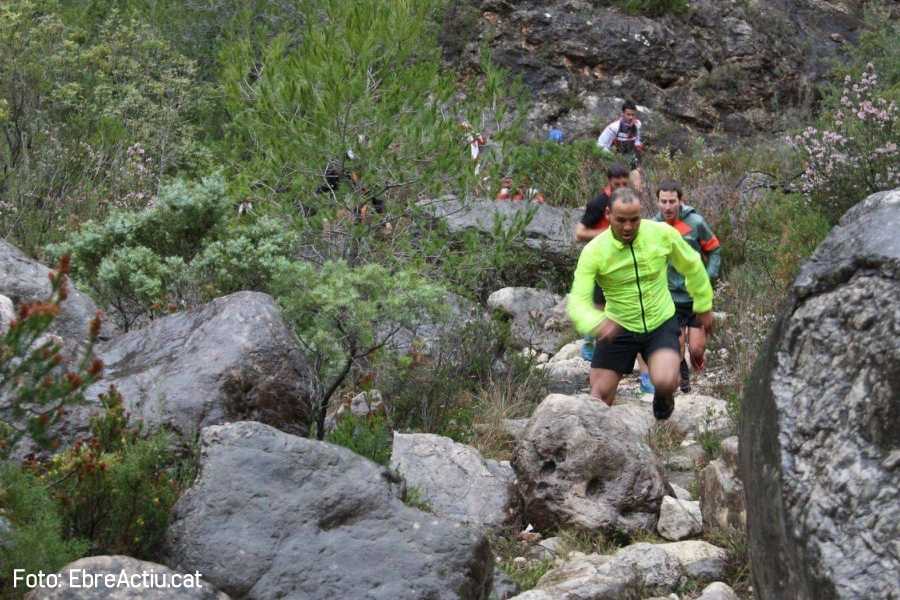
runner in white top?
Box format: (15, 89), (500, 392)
(597, 100), (644, 192)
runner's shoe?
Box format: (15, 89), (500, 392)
(639, 372), (655, 394)
(653, 391), (675, 420)
(580, 337), (594, 362)
(680, 359), (691, 393)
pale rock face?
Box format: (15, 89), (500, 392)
(390, 432), (516, 528)
(657, 496), (703, 541)
(741, 188), (900, 599)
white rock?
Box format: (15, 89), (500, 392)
(698, 581), (739, 600)
(0, 294), (13, 335)
(549, 340), (584, 363)
(657, 496), (703, 541)
(657, 540), (728, 580)
(669, 394), (730, 437)
(669, 483), (693, 501)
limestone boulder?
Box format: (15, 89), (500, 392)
(740, 188), (900, 599)
(165, 422), (493, 600)
(390, 432), (516, 528)
(512, 394), (667, 534)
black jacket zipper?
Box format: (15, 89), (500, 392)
(628, 243), (648, 333)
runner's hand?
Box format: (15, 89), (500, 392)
(690, 350), (705, 373)
(593, 319), (621, 342)
(695, 311), (714, 336)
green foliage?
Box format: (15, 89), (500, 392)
(52, 175), (297, 329)
(0, 464), (88, 596)
(402, 486), (433, 513)
(271, 259), (448, 437)
(0, 258), (104, 458)
(0, 0), (209, 251)
(42, 386), (192, 559)
(824, 13), (900, 105)
(614, 0), (690, 17)
(325, 414), (392, 466)
(217, 0), (508, 217)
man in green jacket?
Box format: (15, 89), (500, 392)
(654, 179), (722, 393)
(567, 188), (714, 419)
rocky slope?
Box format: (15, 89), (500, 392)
(443, 0), (876, 145)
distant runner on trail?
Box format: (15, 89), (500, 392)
(597, 99), (645, 192)
(654, 180), (721, 393)
(567, 188), (714, 419)
(575, 163), (654, 393)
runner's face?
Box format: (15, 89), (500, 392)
(657, 190), (681, 223)
(609, 176), (629, 191)
(609, 200), (642, 243)
(622, 108), (637, 124)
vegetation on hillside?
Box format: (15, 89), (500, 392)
(1, 0), (897, 596)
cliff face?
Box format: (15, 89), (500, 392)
(443, 0), (874, 144)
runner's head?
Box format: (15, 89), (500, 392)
(656, 179), (683, 224)
(609, 188), (641, 243)
(606, 163), (630, 191)
(621, 100), (638, 125)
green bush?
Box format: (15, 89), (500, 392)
(42, 386), (194, 559)
(0, 257), (104, 458)
(326, 414), (392, 466)
(0, 465), (88, 597)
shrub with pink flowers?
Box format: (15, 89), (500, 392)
(790, 64), (899, 222)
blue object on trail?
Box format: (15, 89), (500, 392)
(580, 336), (594, 362)
(548, 128), (564, 143)
(639, 372), (655, 395)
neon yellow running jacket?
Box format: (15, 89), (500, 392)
(567, 219), (713, 335)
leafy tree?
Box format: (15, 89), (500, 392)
(271, 259), (447, 439)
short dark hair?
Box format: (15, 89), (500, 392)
(610, 187), (639, 207)
(656, 179), (683, 200)
(606, 163), (630, 180)
(622, 99), (637, 112)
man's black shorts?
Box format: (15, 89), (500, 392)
(591, 316), (680, 374)
(593, 283), (605, 306)
(674, 302), (700, 329)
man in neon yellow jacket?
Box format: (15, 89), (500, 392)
(567, 188), (714, 419)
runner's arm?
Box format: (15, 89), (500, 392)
(567, 248), (606, 335)
(667, 229), (713, 313)
(697, 218), (722, 280)
(596, 123), (616, 151)
(634, 120), (644, 153)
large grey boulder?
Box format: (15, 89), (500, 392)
(655, 541), (728, 581)
(667, 393), (729, 439)
(165, 422), (493, 600)
(0, 240), (111, 353)
(88, 291), (314, 439)
(697, 582), (739, 600)
(512, 394), (667, 534)
(419, 197), (581, 261)
(488, 287), (570, 354)
(740, 187), (900, 600)
(24, 555), (229, 599)
(0, 294), (14, 334)
(390, 432), (516, 528)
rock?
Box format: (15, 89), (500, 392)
(90, 291), (313, 438)
(513, 394), (668, 534)
(419, 196), (581, 262)
(527, 536), (564, 561)
(0, 240), (112, 354)
(669, 483), (693, 501)
(719, 436), (739, 469)
(535, 358), (589, 394)
(390, 432), (515, 528)
(0, 294), (13, 334)
(548, 340), (584, 363)
(448, 0), (865, 141)
(165, 422), (493, 600)
(24, 555), (229, 599)
(656, 541), (728, 581)
(386, 291), (484, 355)
(488, 287), (570, 354)
(665, 441), (704, 472)
(668, 394), (730, 438)
(697, 581), (739, 600)
(609, 401), (656, 439)
(700, 455), (746, 532)
(741, 188), (900, 599)
(657, 497), (703, 541)
(492, 567), (520, 600)
(502, 418), (530, 440)
(324, 390), (385, 433)
(509, 543), (683, 600)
